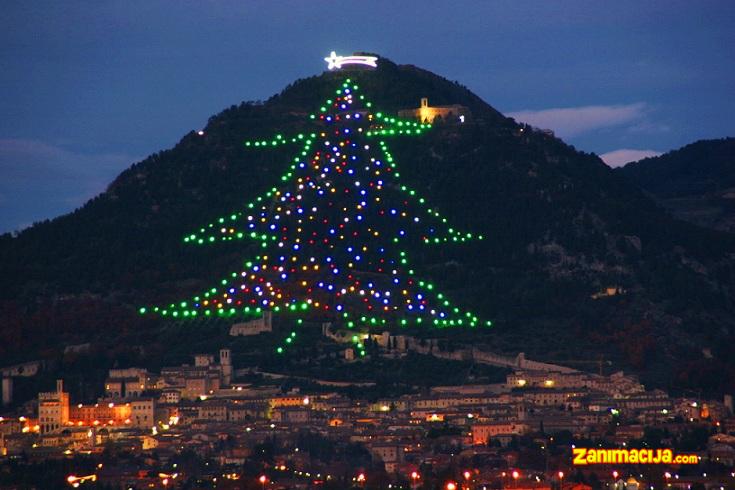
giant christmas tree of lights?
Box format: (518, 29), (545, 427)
(141, 77), (491, 354)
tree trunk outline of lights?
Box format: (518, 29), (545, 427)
(140, 78), (492, 354)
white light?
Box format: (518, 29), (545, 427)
(324, 51), (378, 70)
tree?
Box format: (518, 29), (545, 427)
(143, 78), (490, 354)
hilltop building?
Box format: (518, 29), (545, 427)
(230, 311), (272, 337)
(398, 98), (471, 124)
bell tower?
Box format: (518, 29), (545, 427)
(219, 349), (232, 386)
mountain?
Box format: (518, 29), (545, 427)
(1, 56), (734, 395)
(619, 138), (735, 233)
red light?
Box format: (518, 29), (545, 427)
(446, 482), (457, 490)
(463, 470), (471, 480)
(512, 470), (520, 479)
(258, 475), (267, 484)
(411, 471), (420, 480)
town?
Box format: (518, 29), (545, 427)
(1, 317), (733, 489)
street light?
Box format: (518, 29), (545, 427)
(446, 482), (457, 490)
(259, 474), (268, 490)
(511, 470), (520, 488)
(558, 471), (564, 489)
(410, 471), (421, 489)
(66, 475), (97, 488)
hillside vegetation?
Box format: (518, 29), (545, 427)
(1, 58), (734, 394)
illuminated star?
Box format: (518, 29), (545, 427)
(324, 51), (341, 70)
(324, 51), (378, 70)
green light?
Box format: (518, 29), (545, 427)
(150, 79), (490, 332)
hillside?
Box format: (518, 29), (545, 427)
(1, 57), (735, 394)
(619, 138), (735, 232)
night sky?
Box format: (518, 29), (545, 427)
(2, 1), (734, 233)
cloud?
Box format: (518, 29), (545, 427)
(599, 149), (662, 168)
(507, 103), (647, 138)
(0, 138), (138, 233)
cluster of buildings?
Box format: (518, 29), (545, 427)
(2, 332), (735, 488)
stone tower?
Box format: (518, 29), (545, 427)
(219, 349), (232, 386)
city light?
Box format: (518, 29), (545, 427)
(66, 474), (97, 487)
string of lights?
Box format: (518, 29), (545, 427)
(141, 79), (491, 354)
